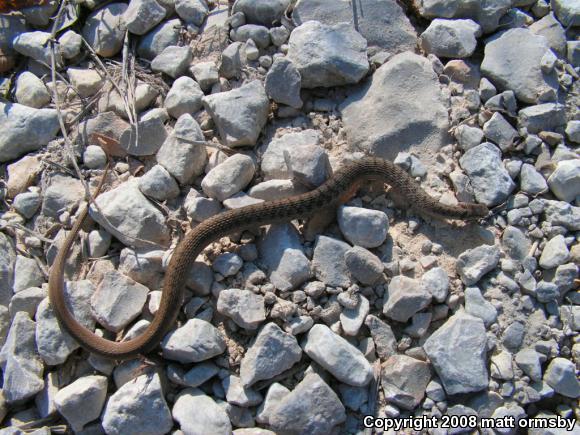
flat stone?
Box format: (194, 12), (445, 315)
(539, 235), (569, 269)
(515, 348), (543, 382)
(55, 376), (108, 432)
(232, 0), (290, 26)
(529, 13), (567, 58)
(175, 0), (208, 26)
(383, 276), (431, 323)
(190, 61), (219, 92)
(423, 312), (489, 395)
(137, 18), (181, 60)
(456, 244), (500, 286)
(340, 52), (450, 162)
(265, 58), (302, 109)
(260, 129), (320, 180)
(464, 286), (497, 326)
(490, 350), (514, 380)
(337, 206), (388, 248)
(312, 236), (352, 288)
(256, 383), (289, 425)
(13, 31), (59, 66)
(12, 255), (43, 292)
(518, 103), (566, 134)
(501, 226), (530, 261)
(123, 0), (166, 35)
(543, 357), (580, 398)
(223, 374), (263, 406)
(340, 295), (370, 336)
(420, 18), (481, 58)
(547, 160), (580, 203)
(151, 45), (192, 78)
(421, 267), (449, 303)
(365, 315), (397, 359)
(483, 112), (518, 151)
(287, 21), (368, 88)
(15, 71), (50, 109)
(202, 80), (269, 147)
(217, 289), (265, 330)
(301, 324), (373, 387)
(173, 388), (232, 434)
(240, 323), (302, 386)
(344, 246), (383, 286)
(520, 164), (547, 195)
(381, 355), (431, 410)
(231, 24), (270, 48)
(481, 28), (558, 103)
(9, 286), (46, 319)
(82, 3), (128, 57)
(161, 318), (226, 363)
(138, 164), (180, 201)
(164, 76), (204, 118)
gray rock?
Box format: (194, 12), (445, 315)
(502, 321), (525, 351)
(82, 3), (128, 57)
(0, 312), (44, 404)
(341, 52), (449, 162)
(36, 281), (95, 365)
(138, 164), (180, 201)
(161, 319), (226, 363)
(383, 276), (431, 323)
(240, 323), (302, 386)
(344, 246), (383, 285)
(381, 355), (431, 410)
(248, 179), (304, 201)
(232, 0), (290, 26)
(293, 0), (417, 53)
(420, 18), (481, 58)
(170, 361), (219, 387)
(483, 112), (518, 151)
(539, 235), (569, 269)
(118, 115), (168, 157)
(213, 253), (243, 277)
(88, 228), (111, 258)
(41, 174), (84, 219)
(13, 255), (43, 292)
(89, 179), (170, 248)
(186, 196), (221, 222)
(269, 26), (289, 46)
(552, 0), (580, 27)
(480, 28), (558, 103)
(365, 315), (397, 359)
(157, 114), (208, 184)
(137, 18), (181, 60)
(529, 13), (567, 57)
(265, 57), (302, 109)
(518, 103), (566, 134)
(15, 72), (50, 109)
(13, 31), (60, 66)
(223, 374), (262, 406)
(202, 80), (269, 147)
(337, 206), (388, 248)
(90, 270), (149, 332)
(102, 373), (173, 435)
(459, 142), (515, 206)
(543, 200), (580, 231)
(164, 75), (204, 118)
(223, 192), (263, 209)
(173, 388), (232, 434)
(547, 160), (580, 203)
(151, 45), (192, 78)
(520, 163), (547, 195)
(490, 405), (526, 435)
(464, 286), (497, 326)
(123, 0), (166, 35)
(340, 295), (370, 336)
(424, 312), (488, 395)
(283, 141), (331, 187)
(175, 0), (208, 26)
(201, 154), (255, 201)
(421, 267), (449, 303)
(83, 145), (108, 168)
(9, 286), (46, 319)
(260, 129), (320, 180)
(256, 383), (289, 424)
(456, 244), (500, 286)
(455, 124), (484, 151)
(0, 101), (59, 163)
(566, 120), (580, 143)
(515, 349), (542, 382)
(231, 24), (270, 48)
(258, 224), (310, 291)
(269, 372), (346, 435)
(287, 21), (368, 88)
(54, 376), (108, 432)
(217, 289), (265, 330)
(501, 226), (530, 261)
(99, 82), (159, 120)
(490, 350), (514, 380)
(543, 358), (580, 398)
(190, 61), (219, 92)
(312, 236), (352, 288)
(59, 30), (82, 59)
(219, 41), (247, 79)
(0, 233), (16, 306)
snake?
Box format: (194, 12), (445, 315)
(48, 157), (489, 359)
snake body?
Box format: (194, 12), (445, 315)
(49, 157), (488, 359)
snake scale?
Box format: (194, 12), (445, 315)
(49, 157), (488, 359)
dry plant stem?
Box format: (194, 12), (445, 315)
(49, 157), (489, 360)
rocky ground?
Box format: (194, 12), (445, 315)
(0, 0), (579, 433)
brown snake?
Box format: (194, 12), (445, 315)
(48, 157), (488, 359)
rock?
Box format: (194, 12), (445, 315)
(41, 174), (84, 219)
(529, 13), (567, 57)
(256, 383), (289, 424)
(82, 3), (128, 57)
(543, 358), (580, 398)
(459, 142), (515, 206)
(185, 195), (221, 222)
(365, 315), (396, 359)
(547, 160), (580, 203)
(223, 374), (262, 406)
(232, 0), (290, 26)
(483, 112), (518, 151)
(202, 80), (269, 147)
(0, 234), (16, 306)
(58, 30), (82, 59)
(173, 388), (232, 434)
(219, 41), (247, 79)
(269, 26), (289, 46)
(383, 276), (431, 323)
(502, 321), (525, 352)
(420, 18), (481, 58)
(12, 190), (41, 219)
(162, 318), (226, 363)
(35, 281), (95, 365)
(217, 289), (265, 330)
(13, 255), (43, 291)
(240, 323), (302, 386)
(151, 45), (192, 78)
(0, 312), (44, 404)
(423, 312), (488, 395)
(0, 101), (59, 163)
(258, 224), (311, 291)
(344, 246), (383, 286)
(265, 57), (302, 109)
(539, 235), (569, 269)
(341, 51), (449, 162)
(481, 28), (558, 103)
(0, 15), (26, 70)
(137, 18), (181, 60)
(490, 405), (526, 434)
(123, 0), (166, 35)
(543, 200), (580, 231)
(520, 163), (547, 195)
(171, 361), (219, 387)
(164, 75), (205, 118)
(566, 120), (580, 143)
(464, 286), (497, 326)
(89, 179), (170, 248)
(54, 376), (108, 432)
(269, 372), (346, 435)
(552, 0), (580, 27)
(340, 295), (370, 336)
(293, 0), (416, 53)
(190, 61), (219, 92)
(13, 31), (59, 66)
(501, 226), (530, 261)
(157, 114), (208, 184)
(90, 270), (149, 332)
(67, 68), (104, 98)
(15, 72), (50, 109)
(9, 286), (46, 319)
(312, 236), (352, 288)
(518, 103), (566, 134)
(260, 129), (320, 179)
(421, 267), (449, 303)
(287, 21), (368, 88)
(491, 350), (514, 380)
(337, 206), (388, 248)
(201, 154), (255, 201)
(456, 244), (500, 286)
(231, 24), (270, 48)
(138, 164), (180, 201)
(515, 349), (543, 382)
(102, 373), (173, 435)
(455, 124), (484, 151)
(212, 253), (243, 277)
(301, 324), (373, 386)
(175, 0), (208, 26)
(381, 355), (431, 410)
